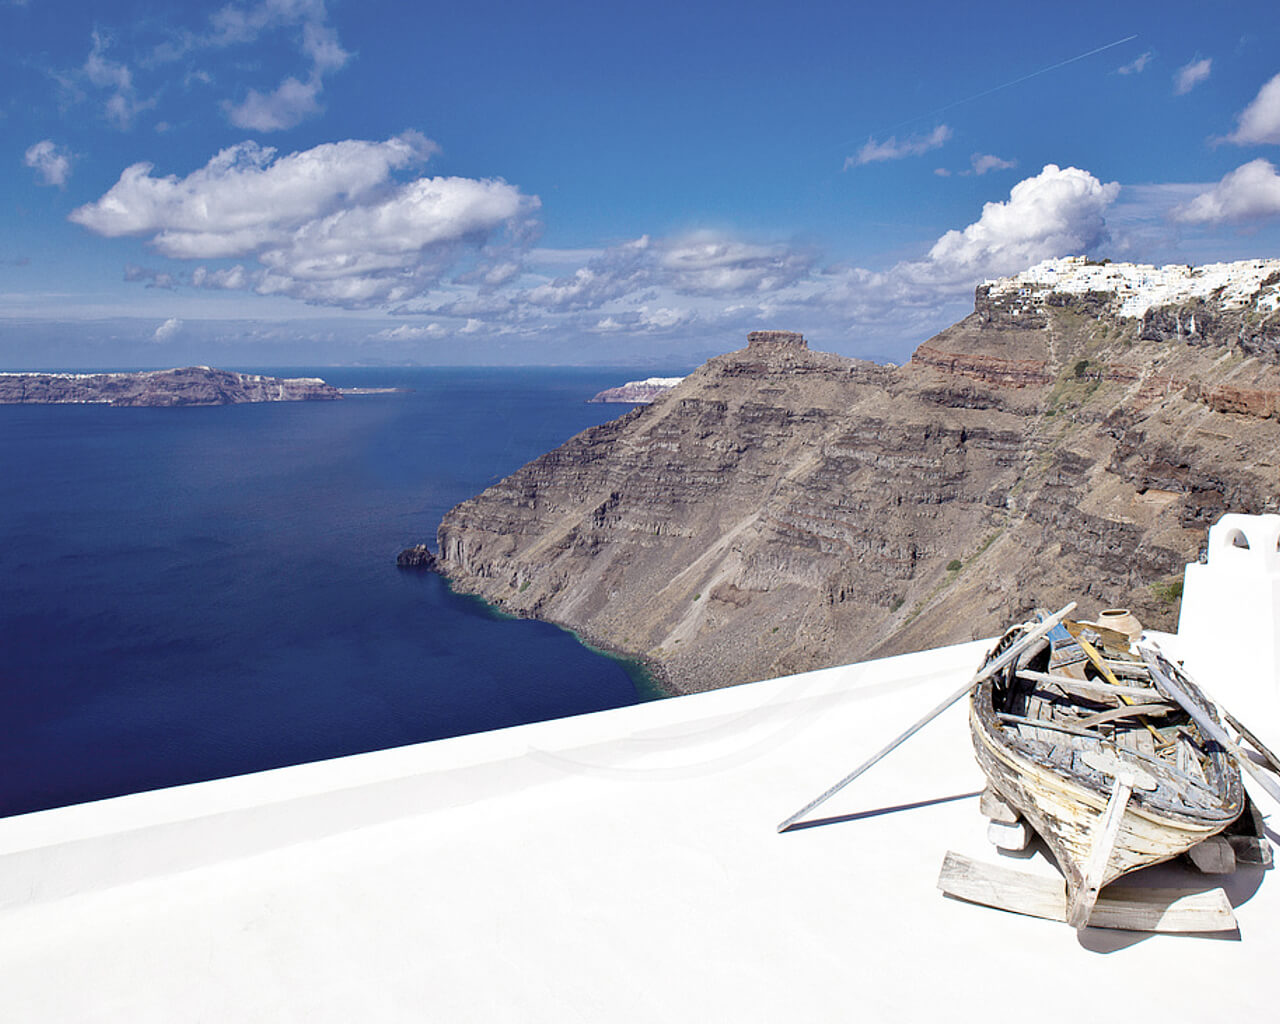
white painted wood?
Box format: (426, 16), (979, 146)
(979, 788), (1020, 824)
(1081, 750), (1156, 791)
(1067, 773), (1134, 929)
(937, 851), (1238, 933)
(987, 820), (1032, 851)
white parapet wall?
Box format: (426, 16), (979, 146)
(1, 609), (1278, 1018)
(1177, 512), (1280, 733)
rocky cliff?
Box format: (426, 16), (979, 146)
(432, 261), (1280, 693)
(0, 367), (341, 406)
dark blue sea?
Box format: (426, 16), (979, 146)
(0, 367), (674, 818)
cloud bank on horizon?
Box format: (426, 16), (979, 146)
(5, 1), (1280, 365)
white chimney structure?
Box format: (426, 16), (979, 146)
(1177, 512), (1280, 732)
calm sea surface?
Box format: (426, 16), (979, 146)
(0, 367), (670, 818)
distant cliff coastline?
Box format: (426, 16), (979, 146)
(426, 259), (1280, 694)
(589, 376), (685, 403)
(0, 367), (342, 406)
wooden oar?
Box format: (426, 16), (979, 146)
(1139, 646), (1280, 807)
(776, 602), (1077, 833)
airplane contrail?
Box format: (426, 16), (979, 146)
(844, 34), (1140, 152)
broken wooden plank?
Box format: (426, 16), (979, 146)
(1075, 703), (1173, 730)
(1016, 669), (1159, 703)
(996, 712), (1100, 743)
(937, 851), (1238, 933)
(1140, 647), (1280, 807)
(1067, 771), (1135, 929)
(1077, 635), (1164, 745)
(1221, 708), (1280, 778)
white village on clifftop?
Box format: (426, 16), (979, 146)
(987, 255), (1280, 319)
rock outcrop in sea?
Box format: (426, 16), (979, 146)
(430, 259), (1280, 693)
(0, 367), (341, 406)
(396, 544), (438, 569)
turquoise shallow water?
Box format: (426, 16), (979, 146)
(0, 366), (673, 818)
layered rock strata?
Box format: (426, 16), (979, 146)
(0, 367), (341, 406)
(433, 261), (1280, 693)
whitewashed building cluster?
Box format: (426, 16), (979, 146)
(984, 255), (1280, 319)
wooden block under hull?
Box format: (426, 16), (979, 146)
(937, 851), (1238, 933)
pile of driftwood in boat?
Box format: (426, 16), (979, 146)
(780, 601), (1280, 933)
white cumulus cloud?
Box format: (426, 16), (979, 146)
(922, 164), (1120, 281)
(24, 140), (72, 186)
(521, 232), (815, 314)
(372, 323), (446, 340)
(970, 153), (1017, 176)
(192, 265), (251, 290)
(71, 133), (435, 250)
(845, 125), (952, 169)
(480, 165), (1122, 357)
(224, 76), (324, 132)
(1224, 72), (1280, 146)
(219, 0), (351, 131)
(71, 133), (539, 308)
(153, 317), (183, 342)
(658, 234), (815, 295)
(1174, 158), (1280, 223)
(83, 30), (154, 129)
(1174, 57), (1212, 96)
(1118, 51), (1153, 75)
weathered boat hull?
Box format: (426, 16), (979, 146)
(968, 621), (1243, 926)
(971, 705), (1230, 900)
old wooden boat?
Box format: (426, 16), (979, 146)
(969, 611), (1245, 927)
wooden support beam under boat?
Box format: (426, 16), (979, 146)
(937, 851), (1238, 933)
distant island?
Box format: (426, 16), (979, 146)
(588, 376), (685, 403)
(0, 367), (342, 407)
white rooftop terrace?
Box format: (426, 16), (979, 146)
(2, 517), (1279, 1021)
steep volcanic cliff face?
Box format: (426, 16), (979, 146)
(435, 267), (1280, 693)
(0, 367), (341, 406)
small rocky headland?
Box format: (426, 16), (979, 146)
(414, 256), (1280, 694)
(0, 366), (341, 406)
(588, 377), (685, 403)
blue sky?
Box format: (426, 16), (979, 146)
(4, 0), (1280, 368)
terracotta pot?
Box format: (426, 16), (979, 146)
(1097, 608), (1143, 642)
